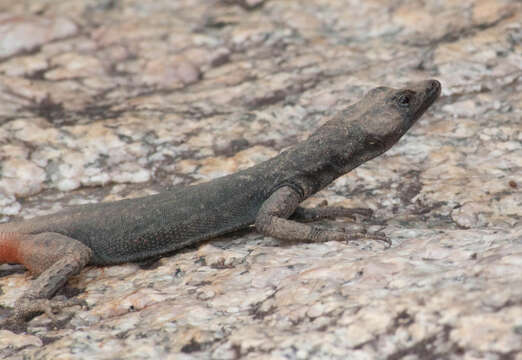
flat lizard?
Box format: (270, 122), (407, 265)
(0, 79), (440, 324)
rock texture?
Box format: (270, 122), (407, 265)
(0, 0), (520, 359)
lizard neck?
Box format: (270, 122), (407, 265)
(269, 122), (367, 198)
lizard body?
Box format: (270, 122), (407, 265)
(0, 80), (440, 323)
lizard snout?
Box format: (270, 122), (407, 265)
(427, 80), (441, 95)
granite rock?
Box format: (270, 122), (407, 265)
(0, 0), (520, 359)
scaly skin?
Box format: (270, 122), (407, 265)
(0, 79), (441, 326)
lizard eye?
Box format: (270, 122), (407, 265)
(367, 136), (384, 148)
(397, 94), (411, 107)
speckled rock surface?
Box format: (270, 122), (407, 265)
(0, 0), (521, 359)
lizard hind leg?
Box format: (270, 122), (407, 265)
(0, 232), (92, 321)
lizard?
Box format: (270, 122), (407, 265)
(0, 79), (441, 325)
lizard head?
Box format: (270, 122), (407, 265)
(355, 79), (441, 154)
(298, 79), (441, 178)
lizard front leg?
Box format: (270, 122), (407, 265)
(0, 232), (92, 322)
(255, 186), (388, 245)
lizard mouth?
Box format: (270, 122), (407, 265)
(414, 80), (441, 120)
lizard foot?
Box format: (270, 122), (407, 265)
(14, 296), (87, 322)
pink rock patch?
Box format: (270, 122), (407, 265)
(0, 15), (78, 58)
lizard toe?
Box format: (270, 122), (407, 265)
(368, 232), (391, 248)
(1, 316), (28, 333)
(338, 228), (391, 248)
(14, 296), (86, 322)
